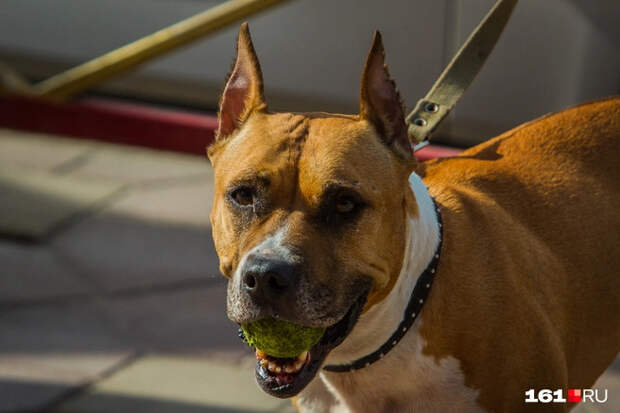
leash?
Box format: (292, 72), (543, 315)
(407, 0), (518, 151)
(323, 0), (518, 373)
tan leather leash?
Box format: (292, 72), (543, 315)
(407, 0), (519, 151)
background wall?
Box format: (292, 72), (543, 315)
(1, 0), (618, 145)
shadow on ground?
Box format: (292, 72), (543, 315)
(0, 379), (293, 413)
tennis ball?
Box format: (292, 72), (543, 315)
(242, 318), (325, 358)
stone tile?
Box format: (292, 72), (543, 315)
(0, 302), (133, 411)
(51, 168), (220, 291)
(0, 301), (131, 354)
(56, 355), (296, 413)
(0, 128), (93, 171)
(0, 378), (74, 412)
(0, 353), (130, 385)
(0, 165), (123, 240)
(83, 283), (253, 390)
(101, 281), (244, 354)
(51, 210), (220, 291)
(0, 128), (213, 185)
(66, 143), (212, 185)
(108, 178), (214, 228)
(0, 240), (94, 303)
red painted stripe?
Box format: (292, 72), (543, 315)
(415, 144), (462, 161)
(0, 95), (216, 155)
(0, 95), (461, 160)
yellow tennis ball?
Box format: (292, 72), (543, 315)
(242, 318), (325, 358)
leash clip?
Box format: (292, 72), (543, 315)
(412, 139), (430, 152)
(407, 98), (446, 152)
(405, 0), (518, 151)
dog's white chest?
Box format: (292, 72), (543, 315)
(309, 323), (485, 413)
(293, 174), (484, 412)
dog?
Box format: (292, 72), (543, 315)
(207, 23), (620, 412)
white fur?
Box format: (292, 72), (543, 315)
(324, 172), (440, 364)
(232, 225), (291, 280)
(297, 173), (484, 413)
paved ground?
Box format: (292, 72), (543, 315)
(0, 128), (617, 412)
(0, 129), (295, 413)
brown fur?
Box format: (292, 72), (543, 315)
(415, 97), (620, 411)
(209, 23), (620, 411)
(210, 111), (415, 322)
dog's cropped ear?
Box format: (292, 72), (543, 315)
(360, 32), (411, 160)
(216, 23), (266, 140)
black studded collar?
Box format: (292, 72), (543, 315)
(323, 199), (443, 373)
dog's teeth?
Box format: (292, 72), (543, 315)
(263, 356), (303, 375)
(297, 351), (308, 362)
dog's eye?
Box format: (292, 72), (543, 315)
(335, 195), (357, 214)
(230, 187), (255, 207)
(319, 189), (365, 226)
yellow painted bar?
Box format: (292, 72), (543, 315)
(0, 62), (33, 95)
(32, 0), (291, 100)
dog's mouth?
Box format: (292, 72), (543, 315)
(252, 290), (369, 398)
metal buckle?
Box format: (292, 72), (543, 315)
(413, 140), (430, 152)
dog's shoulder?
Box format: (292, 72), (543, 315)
(420, 97), (620, 195)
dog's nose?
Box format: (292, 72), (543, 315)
(242, 253), (297, 301)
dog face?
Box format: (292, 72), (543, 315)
(208, 23), (417, 397)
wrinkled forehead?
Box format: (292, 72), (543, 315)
(211, 111), (400, 196)
(212, 112), (303, 177)
(299, 116), (401, 198)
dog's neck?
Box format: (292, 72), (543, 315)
(324, 172), (440, 365)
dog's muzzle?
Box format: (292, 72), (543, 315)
(241, 252), (301, 308)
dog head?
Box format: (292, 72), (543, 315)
(208, 23), (417, 397)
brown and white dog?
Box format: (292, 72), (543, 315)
(208, 24), (620, 412)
